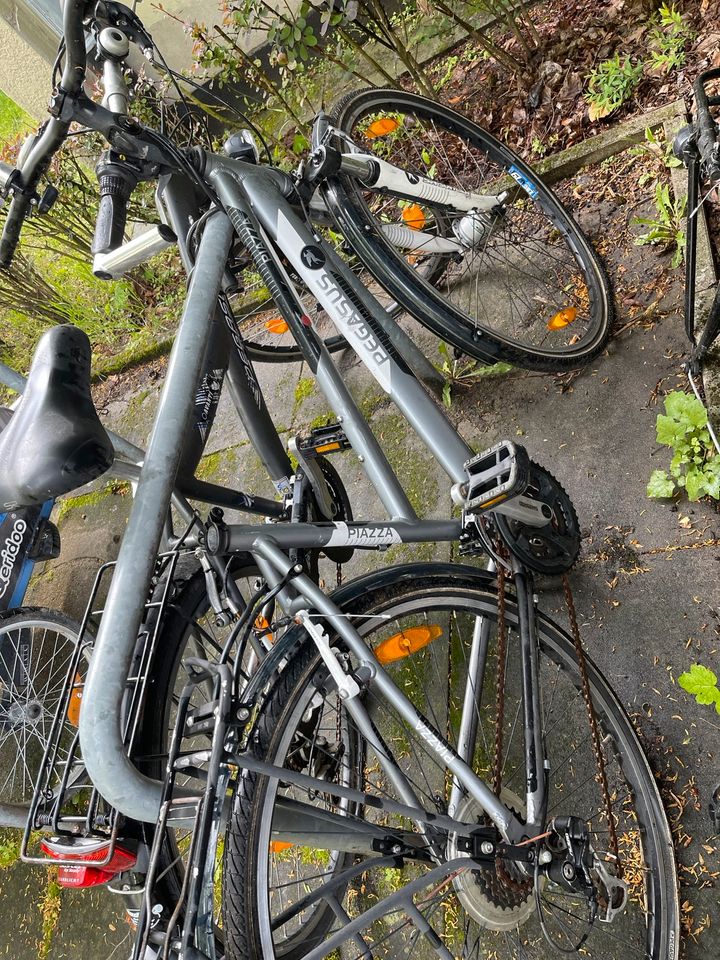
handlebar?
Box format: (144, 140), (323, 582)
(693, 68), (720, 182)
(0, 0), (89, 268)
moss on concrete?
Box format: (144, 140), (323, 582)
(92, 334), (174, 381)
(56, 483), (130, 526)
(294, 377), (316, 408)
(374, 412), (440, 517)
(196, 444), (243, 484)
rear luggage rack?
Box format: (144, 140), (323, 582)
(131, 658), (238, 960)
(21, 545), (191, 868)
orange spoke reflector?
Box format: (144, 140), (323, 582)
(255, 615), (273, 644)
(67, 673), (83, 727)
(266, 316), (289, 335)
(375, 625), (442, 664)
(402, 204), (426, 231)
(270, 841), (294, 853)
(365, 117), (400, 138)
(547, 307), (577, 330)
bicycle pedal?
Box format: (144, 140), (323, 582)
(296, 422), (351, 458)
(464, 441), (530, 514)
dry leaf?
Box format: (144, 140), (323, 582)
(588, 101), (613, 122)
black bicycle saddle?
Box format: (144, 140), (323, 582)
(0, 325), (114, 511)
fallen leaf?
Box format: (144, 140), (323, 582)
(588, 101), (613, 122)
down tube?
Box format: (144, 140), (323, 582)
(79, 211), (235, 823)
(218, 164), (473, 485)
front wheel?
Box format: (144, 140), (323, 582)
(324, 89), (613, 371)
(221, 564), (678, 960)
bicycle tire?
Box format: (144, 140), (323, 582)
(222, 564), (678, 960)
(0, 607), (82, 825)
(324, 89), (613, 371)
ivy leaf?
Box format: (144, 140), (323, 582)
(664, 391), (707, 428)
(656, 413), (685, 447)
(647, 469), (675, 498)
(685, 466), (706, 501)
(678, 664), (720, 712)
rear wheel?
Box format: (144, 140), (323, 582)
(222, 566), (678, 960)
(0, 608), (82, 827)
(325, 89), (613, 371)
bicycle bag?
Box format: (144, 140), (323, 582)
(0, 407), (60, 612)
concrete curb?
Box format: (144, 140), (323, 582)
(535, 99), (686, 184)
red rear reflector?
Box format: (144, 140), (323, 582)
(41, 840), (137, 888)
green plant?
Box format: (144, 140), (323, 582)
(632, 182), (686, 268)
(436, 54), (459, 89)
(678, 663), (720, 713)
(429, 0), (542, 79)
(0, 830), (21, 869)
(647, 391), (720, 500)
(647, 3), (695, 75)
(437, 341), (511, 406)
(630, 126), (682, 186)
(585, 54), (643, 120)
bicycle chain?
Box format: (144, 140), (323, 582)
(489, 560), (622, 907)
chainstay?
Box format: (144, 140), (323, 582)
(562, 573), (622, 874)
(492, 563), (507, 797)
(492, 557), (533, 900)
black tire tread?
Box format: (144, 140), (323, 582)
(326, 88), (614, 372)
(221, 567), (678, 960)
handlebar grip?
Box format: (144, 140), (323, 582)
(92, 165), (137, 256)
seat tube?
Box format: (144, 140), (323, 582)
(79, 211), (235, 823)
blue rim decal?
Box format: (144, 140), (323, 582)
(507, 165), (539, 200)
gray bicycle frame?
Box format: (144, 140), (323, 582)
(71, 148), (549, 849)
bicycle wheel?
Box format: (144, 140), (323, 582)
(222, 564), (678, 960)
(0, 607), (82, 824)
(324, 89), (613, 371)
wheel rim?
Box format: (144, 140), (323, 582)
(0, 616), (80, 806)
(249, 590), (672, 960)
(334, 93), (609, 361)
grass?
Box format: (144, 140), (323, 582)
(0, 90), (32, 145)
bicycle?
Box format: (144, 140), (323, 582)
(673, 67), (720, 455)
(0, 3), (676, 959)
(672, 68), (720, 823)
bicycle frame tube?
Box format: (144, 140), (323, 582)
(251, 536), (527, 843)
(205, 158), (473, 487)
(78, 156), (544, 829)
(80, 210), (236, 822)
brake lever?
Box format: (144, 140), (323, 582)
(93, 0), (154, 53)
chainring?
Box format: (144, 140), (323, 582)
(494, 461), (580, 575)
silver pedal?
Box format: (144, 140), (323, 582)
(464, 441), (530, 514)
